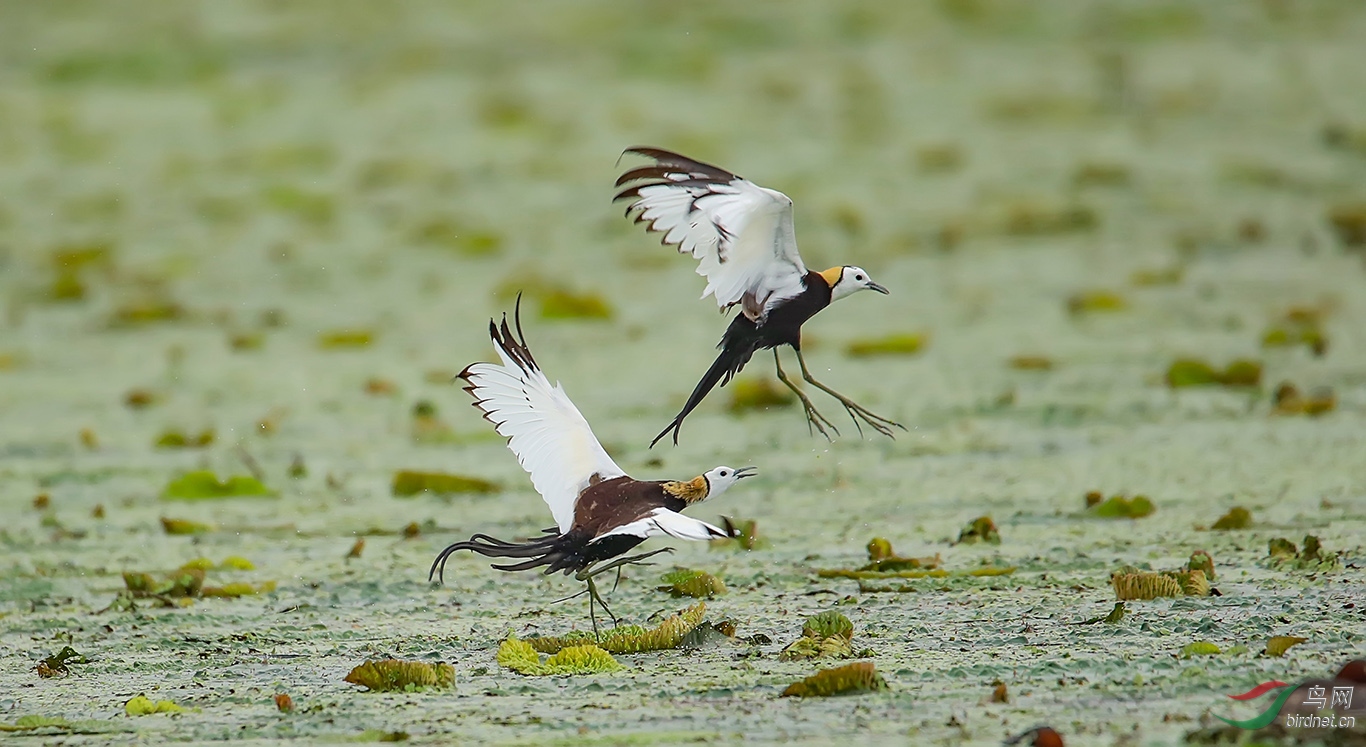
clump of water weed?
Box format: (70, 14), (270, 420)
(1072, 161), (1131, 188)
(781, 611), (857, 661)
(343, 660), (455, 692)
(656, 569), (726, 598)
(525, 603), (706, 654)
(854, 537), (940, 572)
(1004, 201), (1099, 237)
(108, 299), (186, 328)
(1111, 558), (1211, 601)
(1086, 492), (1155, 519)
(916, 143), (964, 174)
(728, 378), (794, 412)
(497, 638), (621, 676)
(123, 568), (205, 598)
(538, 289), (614, 320)
(1008, 355), (1055, 370)
(711, 517), (768, 551)
(1272, 383), (1336, 417)
(154, 429), (215, 449)
(1263, 636), (1307, 658)
(1180, 642), (1221, 658)
(162, 471), (272, 500)
(1066, 290), (1126, 315)
(1209, 507), (1252, 530)
(160, 517), (213, 535)
(1267, 535), (1338, 571)
(390, 470), (499, 497)
(1166, 358), (1262, 388)
(410, 400), (459, 444)
(844, 332), (928, 358)
(1130, 265), (1184, 286)
(956, 516), (1001, 544)
(409, 218), (503, 257)
(1188, 550), (1215, 581)
(1261, 307), (1329, 356)
(1327, 201), (1366, 247)
(317, 329), (375, 349)
(124, 695), (184, 716)
(781, 662), (887, 697)
(35, 646), (87, 678)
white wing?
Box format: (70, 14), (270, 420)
(592, 507), (730, 543)
(458, 306), (626, 533)
(615, 147), (808, 321)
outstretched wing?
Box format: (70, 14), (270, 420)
(615, 147), (808, 321)
(458, 300), (626, 533)
(592, 507), (732, 543)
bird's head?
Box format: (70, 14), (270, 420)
(820, 266), (889, 302)
(701, 465), (757, 500)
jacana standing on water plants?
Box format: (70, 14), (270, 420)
(615, 147), (904, 446)
(429, 299), (756, 633)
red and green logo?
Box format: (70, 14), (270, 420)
(1219, 681), (1292, 729)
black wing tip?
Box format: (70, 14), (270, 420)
(614, 146), (739, 187)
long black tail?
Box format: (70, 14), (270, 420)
(650, 333), (758, 448)
(428, 529), (576, 583)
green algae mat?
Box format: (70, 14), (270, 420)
(2, 2), (1365, 744)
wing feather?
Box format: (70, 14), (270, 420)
(458, 302), (626, 533)
(591, 507), (730, 543)
(615, 147), (807, 321)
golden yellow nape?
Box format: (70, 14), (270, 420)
(818, 266), (844, 287)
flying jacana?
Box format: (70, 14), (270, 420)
(429, 298), (755, 633)
(614, 147), (905, 446)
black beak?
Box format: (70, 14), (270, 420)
(734, 466), (758, 480)
(868, 282), (889, 295)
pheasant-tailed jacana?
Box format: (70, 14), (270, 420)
(614, 146), (905, 446)
(429, 299), (755, 633)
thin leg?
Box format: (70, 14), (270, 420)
(582, 575), (618, 637)
(582, 547), (673, 581)
(774, 349), (838, 441)
(795, 348), (905, 438)
(572, 547), (674, 636)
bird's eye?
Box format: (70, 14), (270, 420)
(856, 274), (865, 281)
(719, 470), (729, 477)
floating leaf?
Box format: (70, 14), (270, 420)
(781, 662), (887, 697)
(160, 517), (213, 535)
(343, 660), (454, 692)
(656, 569), (726, 598)
(390, 470), (499, 497)
(219, 556), (255, 570)
(1066, 290), (1126, 315)
(1188, 550), (1216, 581)
(802, 611), (854, 642)
(727, 378), (794, 412)
(1265, 636), (1307, 658)
(1104, 602), (1127, 623)
(124, 695), (183, 716)
(35, 646), (87, 678)
(844, 333), (928, 358)
(1111, 570), (1182, 601)
(202, 581), (276, 597)
(538, 290), (613, 320)
(162, 471), (273, 501)
(1090, 494), (1155, 519)
(1180, 641), (1221, 658)
(1166, 358), (1262, 388)
(317, 329), (375, 349)
(154, 429), (215, 449)
(525, 603), (706, 654)
(497, 638), (621, 676)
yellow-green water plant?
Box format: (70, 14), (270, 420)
(390, 470), (500, 497)
(781, 662), (888, 697)
(656, 569), (726, 598)
(497, 638), (621, 676)
(524, 603), (707, 655)
(780, 611), (856, 661)
(161, 471), (273, 501)
(343, 660), (454, 692)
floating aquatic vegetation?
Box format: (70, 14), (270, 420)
(1105, 602), (1127, 623)
(1209, 507), (1252, 530)
(727, 378), (794, 412)
(274, 694), (294, 713)
(390, 470), (499, 497)
(1188, 550), (1215, 581)
(656, 569), (726, 598)
(1327, 201), (1366, 247)
(1180, 641), (1221, 658)
(525, 603), (706, 655)
(1267, 535), (1338, 571)
(803, 611), (854, 641)
(851, 537), (940, 572)
(35, 646), (87, 678)
(80, 428), (99, 450)
(1165, 358), (1262, 388)
(364, 377), (398, 396)
(219, 556), (255, 570)
(343, 660), (455, 692)
(409, 218), (503, 257)
(123, 388), (159, 409)
(160, 517), (213, 535)
(262, 184), (334, 226)
(410, 400), (459, 444)
(346, 538), (365, 559)
(1129, 265), (1184, 286)
(843, 332), (928, 358)
(162, 471), (273, 501)
(710, 517), (768, 551)
(91, 504), (105, 518)
(1261, 312), (1328, 356)
(109, 299), (186, 328)
(1008, 355), (1054, 370)
(317, 329), (375, 349)
(781, 611), (856, 661)
(1111, 570), (1182, 600)
(1072, 162), (1131, 188)
(47, 270), (87, 302)
(539, 289), (614, 320)
(1265, 636), (1307, 658)
(124, 695), (184, 715)
(180, 557), (215, 571)
(1272, 383), (1336, 417)
(991, 681), (1010, 703)
(781, 662), (887, 698)
(228, 332), (264, 351)
(956, 516), (1001, 544)
(33, 493), (50, 510)
(1005, 202), (1099, 237)
(497, 638), (621, 676)
(202, 581), (276, 598)
(154, 429), (215, 449)
(1066, 290), (1126, 316)
(124, 568), (204, 598)
(1088, 493), (1155, 519)
(916, 143), (963, 174)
